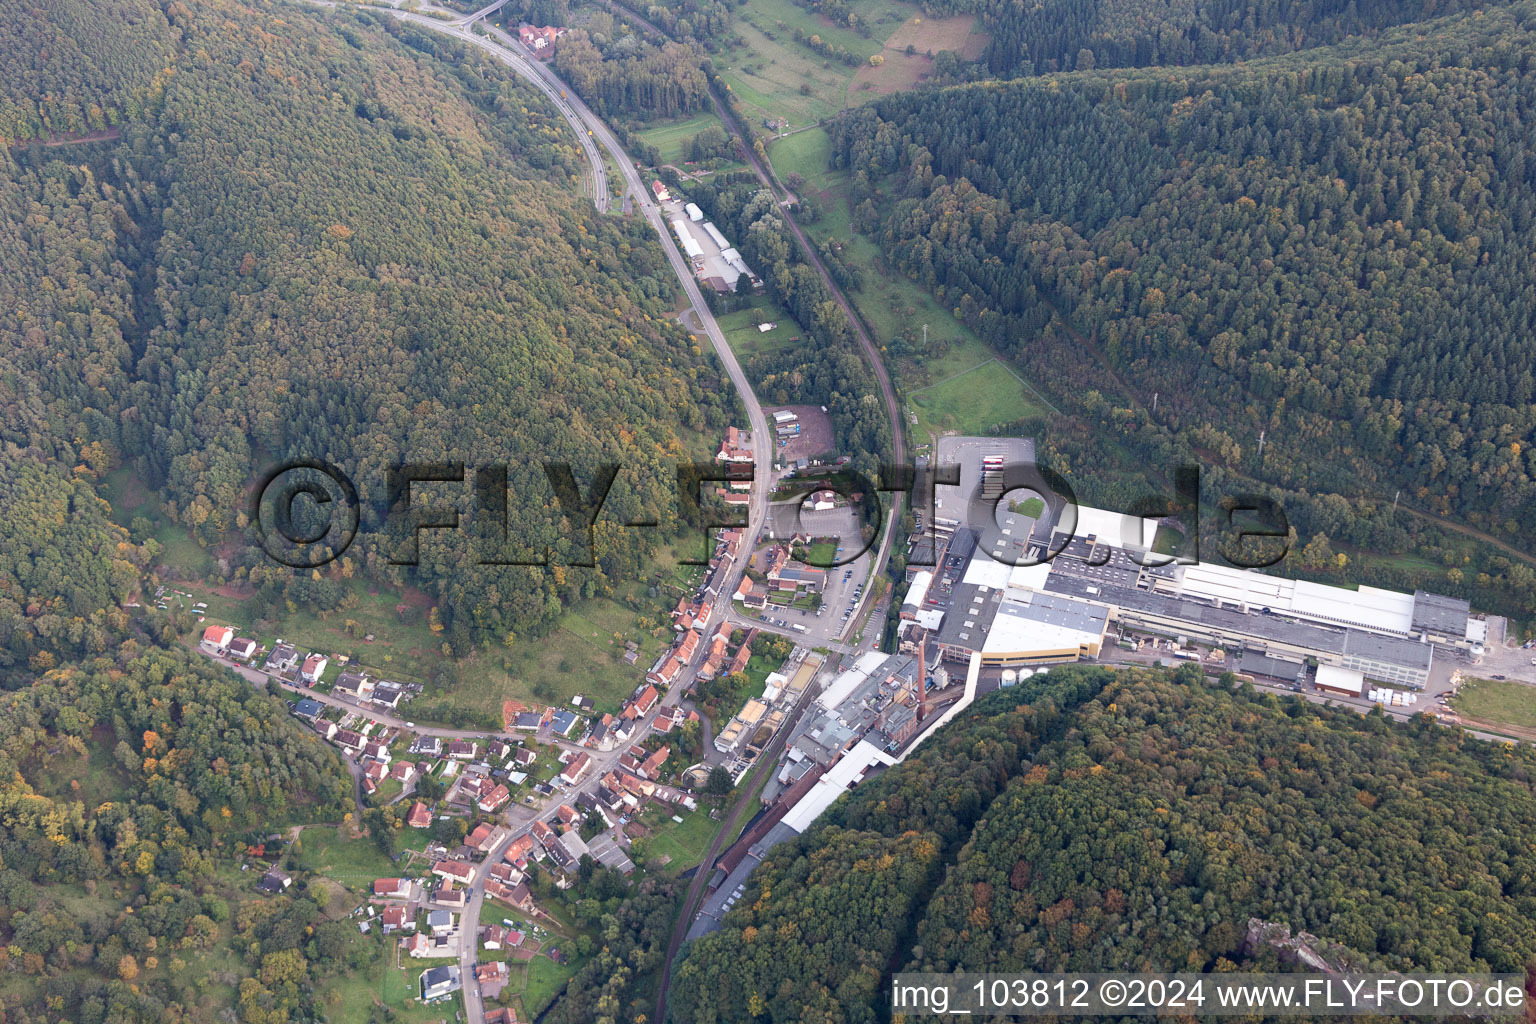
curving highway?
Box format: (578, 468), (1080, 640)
(287, 4), (775, 1021)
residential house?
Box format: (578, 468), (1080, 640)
(390, 761), (417, 784)
(363, 741), (391, 763)
(409, 735), (443, 757)
(481, 924), (508, 950)
(507, 882), (535, 913)
(257, 869), (291, 895)
(312, 719), (338, 741)
(301, 653), (329, 683)
(371, 681), (405, 709)
(432, 859), (474, 886)
(380, 905), (411, 933)
(640, 746), (670, 780)
(513, 711), (544, 731)
(363, 761), (389, 785)
(516, 23), (564, 57)
(513, 747), (538, 768)
(200, 625), (233, 652)
(433, 882), (467, 908)
(697, 629), (731, 682)
(549, 709), (580, 737)
(587, 714), (615, 750)
(503, 834), (536, 867)
(478, 784), (511, 814)
(420, 964), (461, 1001)
(373, 877), (409, 898)
(484, 1008), (519, 1024)
(266, 643), (300, 672)
(228, 637), (258, 661)
(558, 752), (592, 786)
(426, 909), (455, 936)
(403, 932), (432, 958)
(467, 823), (509, 854)
(631, 684), (659, 717)
(715, 426), (754, 464)
(334, 729), (364, 752)
(333, 669), (374, 702)
(446, 740), (479, 760)
(291, 698), (323, 721)
(475, 960), (510, 999)
(407, 801), (433, 828)
(553, 830), (590, 870)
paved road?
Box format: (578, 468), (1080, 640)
(278, 7), (785, 1018)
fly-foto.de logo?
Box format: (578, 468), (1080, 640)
(250, 459), (1291, 571)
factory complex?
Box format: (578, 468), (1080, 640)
(899, 439), (1483, 698)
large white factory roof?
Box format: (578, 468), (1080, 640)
(782, 739), (891, 833)
(903, 571), (933, 608)
(983, 592), (1108, 656)
(1063, 503), (1158, 550)
(1174, 563), (1416, 635)
(814, 651), (889, 712)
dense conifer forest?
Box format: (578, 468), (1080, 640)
(829, 2), (1536, 574)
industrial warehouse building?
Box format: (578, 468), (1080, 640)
(904, 479), (1471, 689)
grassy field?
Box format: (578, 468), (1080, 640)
(101, 467), (216, 577)
(643, 804), (723, 872)
(910, 358), (1051, 437)
(636, 111), (727, 165)
(717, 299), (807, 361)
(1452, 677), (1536, 730)
(290, 827), (398, 893)
(716, 0), (981, 129)
(770, 126), (835, 188)
(318, 939), (457, 1024)
(522, 955), (581, 1017)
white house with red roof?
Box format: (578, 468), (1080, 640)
(301, 653), (328, 683)
(200, 625), (233, 652)
(558, 752), (592, 786)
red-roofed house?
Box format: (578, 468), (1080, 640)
(477, 784), (511, 814)
(715, 426), (754, 464)
(373, 878), (408, 898)
(432, 859), (474, 885)
(558, 752), (592, 786)
(640, 746), (670, 780)
(381, 905), (412, 933)
(201, 625), (233, 652)
(633, 684), (659, 716)
(301, 653), (329, 683)
(517, 23), (564, 57)
(407, 801), (433, 828)
(503, 834), (535, 866)
(390, 761), (417, 784)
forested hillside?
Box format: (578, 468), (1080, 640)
(829, 3), (1536, 571)
(669, 665), (1536, 1022)
(0, 0), (176, 142)
(914, 0), (1503, 77)
(1, 0), (733, 663)
(0, 646), (352, 1022)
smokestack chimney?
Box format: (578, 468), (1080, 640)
(917, 628), (928, 720)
